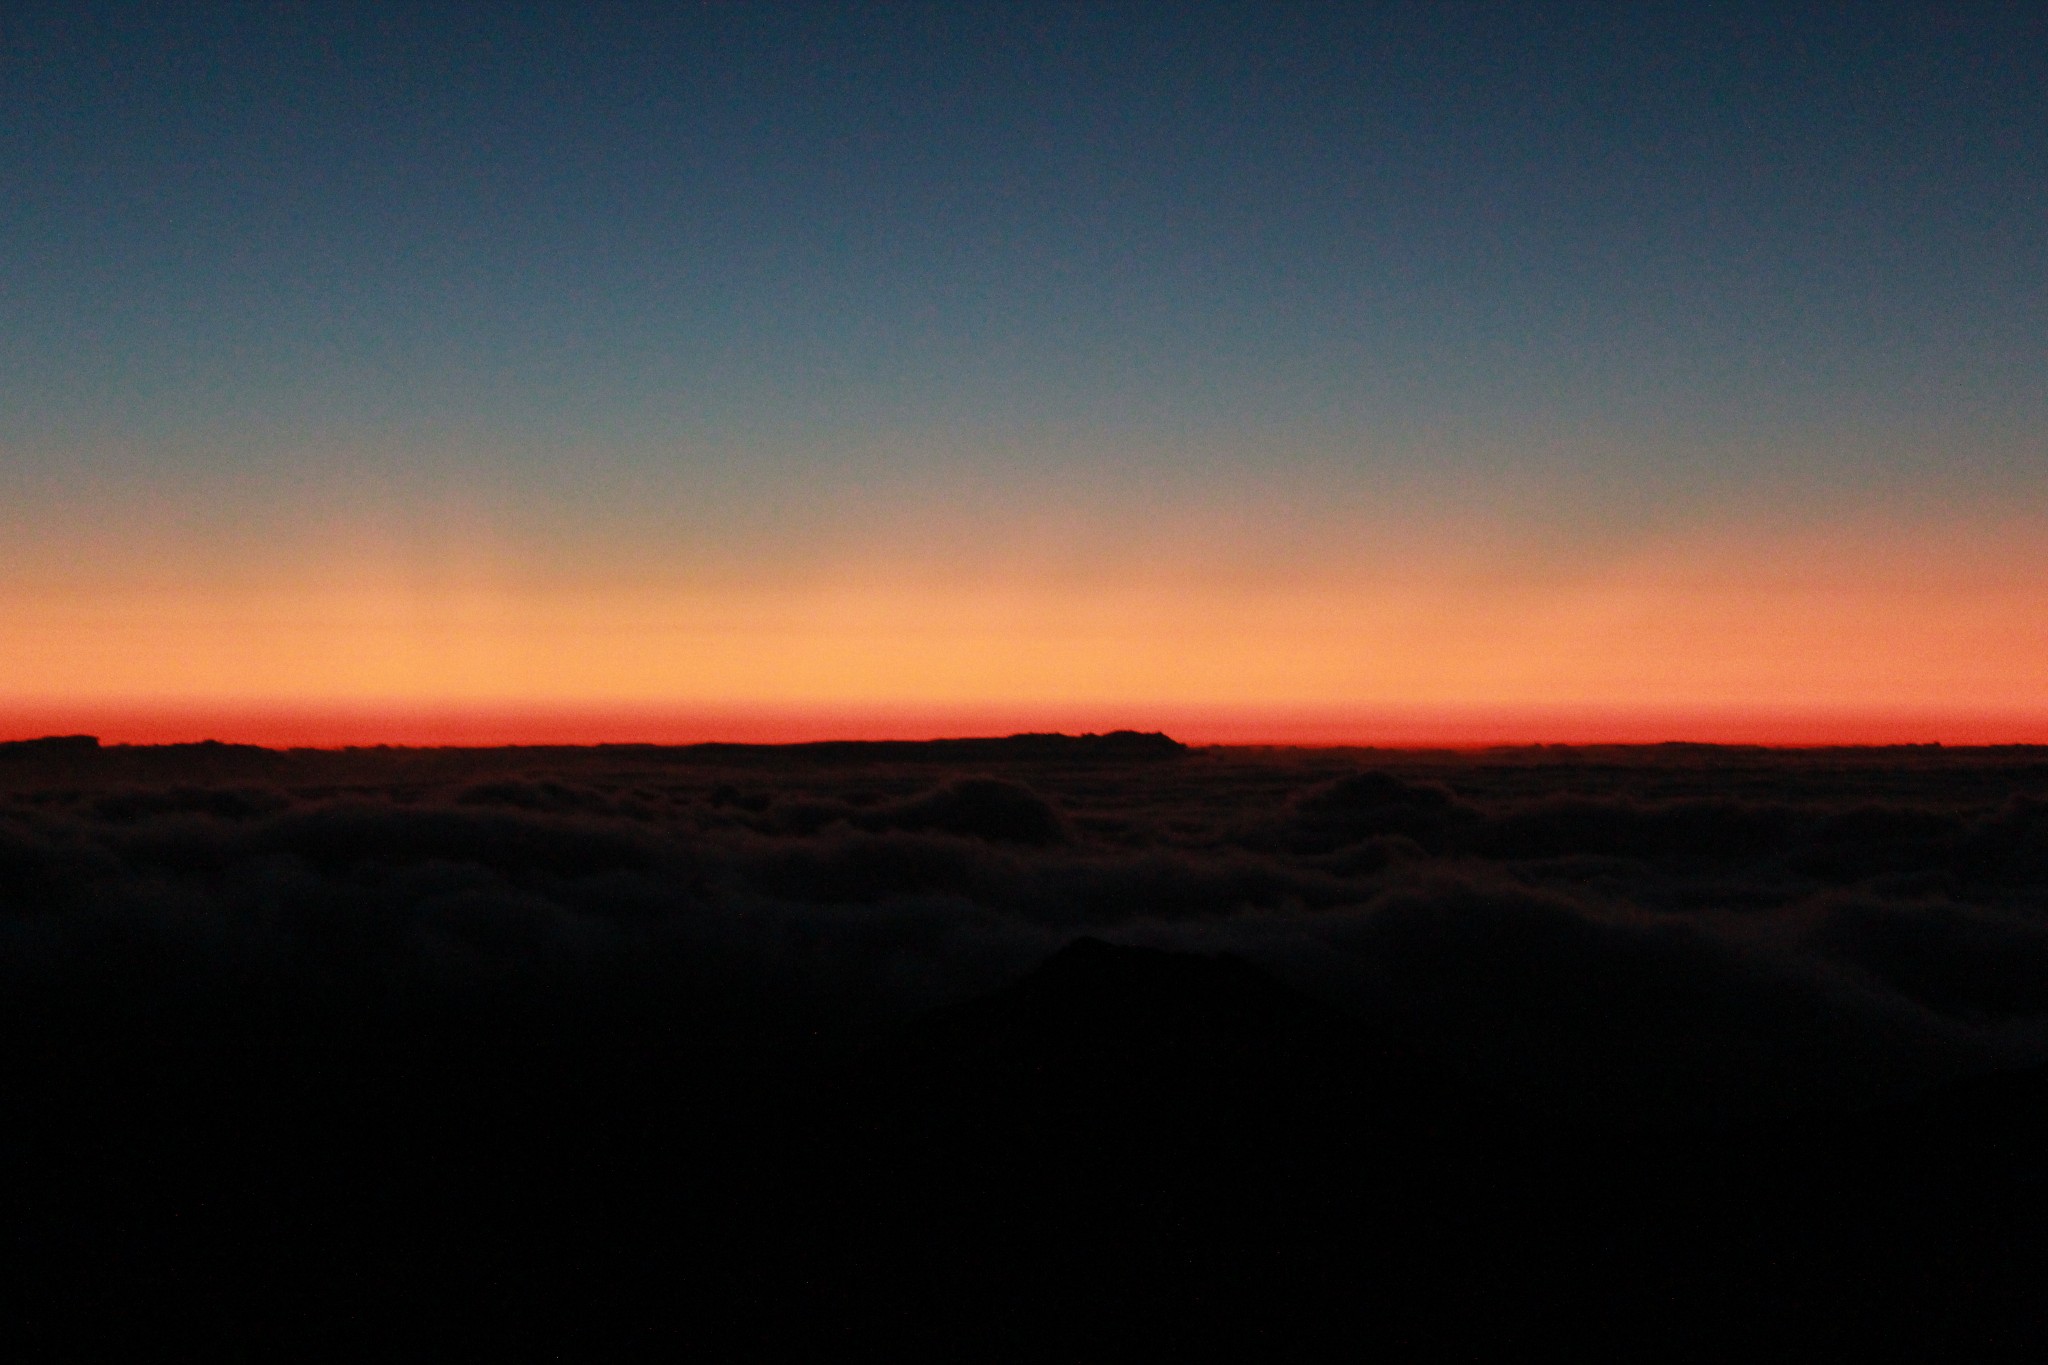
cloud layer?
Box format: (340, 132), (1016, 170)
(7, 736), (2048, 1118)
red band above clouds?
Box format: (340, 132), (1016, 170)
(6, 703), (2046, 748)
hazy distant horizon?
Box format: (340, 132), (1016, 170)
(8, 702), (2048, 749)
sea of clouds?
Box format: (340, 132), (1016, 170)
(7, 738), (2048, 1119)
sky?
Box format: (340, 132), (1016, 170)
(4, 1), (2045, 743)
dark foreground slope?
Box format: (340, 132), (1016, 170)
(7, 937), (2044, 1361)
(5, 738), (2048, 1357)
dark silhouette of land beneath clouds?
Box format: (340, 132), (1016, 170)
(4, 733), (2047, 1358)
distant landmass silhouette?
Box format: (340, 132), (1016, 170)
(0, 729), (1189, 778)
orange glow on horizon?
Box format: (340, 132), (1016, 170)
(6, 506), (2045, 745)
(5, 703), (2048, 749)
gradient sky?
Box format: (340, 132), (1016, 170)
(5, 2), (2046, 742)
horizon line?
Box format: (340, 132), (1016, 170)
(8, 702), (2048, 749)
(2, 734), (2035, 756)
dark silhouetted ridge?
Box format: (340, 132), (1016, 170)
(0, 733), (100, 763)
(0, 735), (109, 783)
(0, 733), (99, 753)
(685, 730), (1188, 764)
